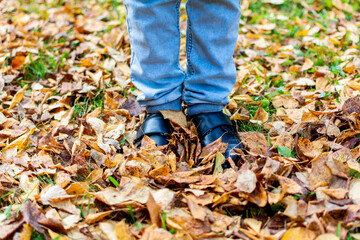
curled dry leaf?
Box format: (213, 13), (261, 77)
(277, 175), (302, 194)
(84, 211), (113, 224)
(349, 179), (360, 205)
(342, 96), (360, 116)
(239, 132), (268, 155)
(160, 110), (188, 129)
(253, 106), (269, 122)
(296, 138), (320, 159)
(40, 185), (68, 205)
(308, 154), (333, 190)
(147, 192), (162, 227)
(234, 170), (257, 193)
(142, 225), (173, 240)
(21, 200), (46, 234)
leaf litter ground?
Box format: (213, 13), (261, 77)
(0, 0), (360, 239)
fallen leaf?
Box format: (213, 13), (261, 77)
(342, 96), (360, 115)
(281, 227), (316, 240)
(115, 220), (134, 240)
(234, 170), (257, 193)
(160, 110), (188, 129)
(84, 211), (113, 224)
(349, 179), (360, 205)
(301, 58), (314, 71)
(277, 175), (302, 194)
(21, 200), (46, 234)
(147, 193), (162, 227)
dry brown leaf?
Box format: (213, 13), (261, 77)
(243, 218), (262, 234)
(342, 96), (360, 115)
(273, 95), (300, 109)
(84, 211), (113, 224)
(142, 225), (173, 240)
(315, 233), (339, 240)
(147, 192), (162, 227)
(234, 170), (257, 193)
(308, 154), (333, 190)
(248, 183), (267, 207)
(0, 220), (25, 239)
(239, 132), (268, 155)
(186, 197), (207, 221)
(160, 110), (188, 129)
(277, 175), (302, 194)
(322, 188), (348, 200)
(40, 185), (68, 205)
(349, 179), (360, 205)
(296, 138), (321, 159)
(65, 182), (89, 195)
(21, 200), (46, 234)
(301, 58), (314, 71)
(115, 220), (134, 240)
(253, 106), (269, 122)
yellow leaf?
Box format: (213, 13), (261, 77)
(115, 220), (133, 240)
(232, 95), (255, 102)
(281, 227), (316, 240)
(295, 29), (309, 37)
(2, 127), (36, 152)
(301, 58), (313, 71)
(48, 229), (69, 240)
(11, 56), (26, 70)
(19, 223), (32, 240)
(84, 211), (113, 224)
(9, 84), (27, 110)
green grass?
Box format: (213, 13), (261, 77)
(161, 213), (175, 234)
(108, 176), (120, 187)
(72, 92), (105, 120)
(31, 230), (45, 240)
(77, 193), (91, 219)
(304, 46), (337, 67)
(126, 205), (143, 229)
(237, 120), (265, 133)
(23, 52), (58, 81)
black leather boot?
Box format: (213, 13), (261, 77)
(135, 113), (172, 148)
(190, 111), (242, 168)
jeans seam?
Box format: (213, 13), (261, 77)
(124, 2), (135, 81)
(176, 0), (186, 106)
(176, 0), (185, 76)
(185, 0), (194, 76)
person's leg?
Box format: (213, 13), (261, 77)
(184, 0), (241, 116)
(123, 0), (185, 147)
(185, 0), (242, 167)
(123, 0), (186, 113)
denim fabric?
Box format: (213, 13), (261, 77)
(123, 0), (241, 115)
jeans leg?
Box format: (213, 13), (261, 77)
(184, 0), (241, 116)
(123, 0), (186, 113)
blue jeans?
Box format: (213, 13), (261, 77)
(123, 0), (241, 115)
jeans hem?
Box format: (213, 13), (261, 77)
(146, 97), (182, 113)
(187, 104), (224, 116)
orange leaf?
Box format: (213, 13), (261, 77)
(11, 56), (26, 69)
